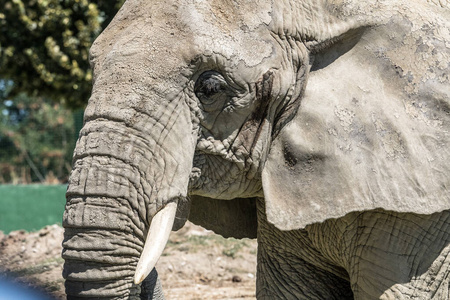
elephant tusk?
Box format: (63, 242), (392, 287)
(134, 202), (177, 285)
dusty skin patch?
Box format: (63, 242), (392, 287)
(0, 223), (257, 299)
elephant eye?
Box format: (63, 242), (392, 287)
(194, 71), (230, 109)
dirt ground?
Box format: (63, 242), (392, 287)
(0, 222), (257, 299)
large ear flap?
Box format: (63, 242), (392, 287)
(262, 21), (450, 231)
(262, 109), (352, 231)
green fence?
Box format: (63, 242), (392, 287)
(0, 184), (66, 234)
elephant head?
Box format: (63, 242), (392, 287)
(62, 0), (450, 298)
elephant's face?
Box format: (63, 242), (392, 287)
(86, 0), (309, 200)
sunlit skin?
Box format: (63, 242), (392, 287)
(62, 0), (450, 299)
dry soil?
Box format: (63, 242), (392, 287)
(0, 222), (257, 299)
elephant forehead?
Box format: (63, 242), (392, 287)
(91, 0), (277, 89)
(177, 0), (274, 67)
(185, 0), (273, 31)
(91, 0), (195, 81)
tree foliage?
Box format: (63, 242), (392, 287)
(0, 91), (78, 183)
(0, 0), (125, 109)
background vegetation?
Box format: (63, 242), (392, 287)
(0, 0), (125, 183)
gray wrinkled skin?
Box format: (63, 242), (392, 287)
(62, 0), (450, 299)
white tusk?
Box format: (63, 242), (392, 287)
(134, 202), (177, 285)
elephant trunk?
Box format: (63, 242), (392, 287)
(62, 153), (146, 298)
(62, 93), (196, 298)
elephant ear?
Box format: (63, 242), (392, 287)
(262, 24), (450, 231)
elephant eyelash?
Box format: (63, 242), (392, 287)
(198, 77), (224, 97)
(194, 71), (234, 110)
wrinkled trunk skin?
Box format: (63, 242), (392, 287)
(62, 123), (148, 299)
(62, 92), (195, 298)
(62, 148), (146, 298)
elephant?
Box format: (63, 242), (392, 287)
(61, 0), (450, 299)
